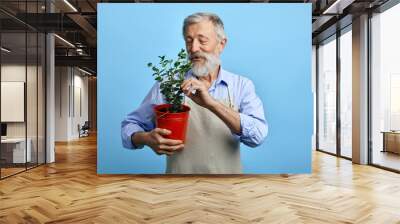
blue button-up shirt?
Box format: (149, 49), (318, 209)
(121, 68), (268, 149)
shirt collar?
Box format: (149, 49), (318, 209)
(215, 66), (229, 86)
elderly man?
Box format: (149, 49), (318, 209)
(121, 12), (267, 174)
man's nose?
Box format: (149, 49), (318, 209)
(190, 39), (201, 53)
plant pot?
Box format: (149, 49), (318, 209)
(154, 104), (190, 142)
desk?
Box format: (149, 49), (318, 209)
(1, 138), (31, 163)
(381, 131), (400, 154)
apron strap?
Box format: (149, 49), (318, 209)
(226, 85), (235, 110)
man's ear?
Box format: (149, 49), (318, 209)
(218, 38), (227, 54)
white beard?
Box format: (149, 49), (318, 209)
(190, 52), (221, 77)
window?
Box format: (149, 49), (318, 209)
(371, 2), (400, 171)
(317, 36), (337, 154)
(0, 1), (47, 179)
(339, 28), (352, 158)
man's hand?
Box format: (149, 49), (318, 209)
(133, 128), (184, 156)
(181, 78), (240, 134)
(181, 78), (217, 109)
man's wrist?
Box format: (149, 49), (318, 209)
(131, 131), (149, 148)
(206, 98), (220, 111)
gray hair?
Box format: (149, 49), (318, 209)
(182, 12), (226, 41)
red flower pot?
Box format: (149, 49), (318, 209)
(154, 104), (190, 142)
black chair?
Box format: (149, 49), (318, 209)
(79, 121), (90, 138)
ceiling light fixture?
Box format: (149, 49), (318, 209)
(1, 47), (11, 53)
(322, 0), (354, 15)
(63, 0), (78, 12)
(54, 34), (75, 48)
(78, 67), (92, 76)
(76, 48), (84, 55)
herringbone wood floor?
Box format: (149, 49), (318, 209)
(1, 134), (400, 224)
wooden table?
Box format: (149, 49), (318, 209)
(381, 131), (400, 154)
(1, 138), (31, 164)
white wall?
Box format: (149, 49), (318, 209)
(1, 65), (42, 137)
(55, 67), (89, 141)
(1, 64), (46, 164)
(55, 66), (69, 141)
(1, 65), (27, 141)
(72, 73), (89, 138)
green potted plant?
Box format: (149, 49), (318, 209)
(147, 49), (192, 142)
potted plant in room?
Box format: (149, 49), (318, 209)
(147, 49), (192, 142)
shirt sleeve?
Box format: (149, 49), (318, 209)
(237, 79), (268, 147)
(121, 82), (164, 149)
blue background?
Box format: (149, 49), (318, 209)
(98, 3), (312, 174)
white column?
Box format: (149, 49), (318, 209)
(46, 1), (55, 163)
(352, 14), (369, 164)
(46, 33), (55, 163)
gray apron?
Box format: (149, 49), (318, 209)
(166, 86), (242, 174)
